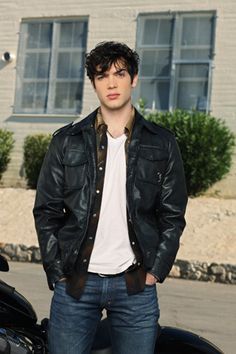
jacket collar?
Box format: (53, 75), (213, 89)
(69, 107), (159, 136)
(133, 109), (159, 135)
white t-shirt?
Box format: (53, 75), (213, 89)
(88, 132), (135, 274)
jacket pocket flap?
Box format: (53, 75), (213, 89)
(138, 147), (168, 161)
(63, 149), (87, 166)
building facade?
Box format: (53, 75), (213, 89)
(0, 0), (235, 196)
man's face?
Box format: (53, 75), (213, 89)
(93, 61), (138, 111)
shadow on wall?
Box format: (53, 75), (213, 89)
(0, 60), (7, 71)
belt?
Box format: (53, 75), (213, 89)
(90, 271), (126, 278)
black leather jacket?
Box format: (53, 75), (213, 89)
(33, 109), (188, 289)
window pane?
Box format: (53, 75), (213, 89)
(69, 82), (83, 109)
(24, 53), (50, 78)
(139, 80), (169, 110)
(37, 53), (51, 78)
(54, 82), (83, 110)
(156, 81), (170, 110)
(21, 83), (35, 108)
(143, 19), (158, 44)
(182, 17), (213, 46)
(181, 48), (211, 60)
(24, 53), (37, 78)
(27, 24), (39, 48)
(158, 19), (173, 45)
(139, 81), (155, 108)
(73, 22), (87, 47)
(57, 52), (84, 78)
(54, 82), (68, 108)
(178, 64), (209, 79)
(59, 22), (87, 48)
(177, 81), (208, 110)
(140, 50), (156, 76)
(35, 82), (48, 109)
(57, 52), (70, 78)
(156, 50), (172, 76)
(26, 23), (52, 49)
(59, 23), (73, 48)
(71, 52), (84, 78)
(39, 23), (52, 48)
(140, 50), (171, 77)
(142, 18), (173, 45)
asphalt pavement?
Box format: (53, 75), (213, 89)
(1, 262), (235, 354)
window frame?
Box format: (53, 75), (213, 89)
(14, 17), (88, 116)
(135, 11), (216, 112)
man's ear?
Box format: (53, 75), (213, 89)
(131, 74), (138, 88)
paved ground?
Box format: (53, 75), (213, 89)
(1, 262), (235, 354)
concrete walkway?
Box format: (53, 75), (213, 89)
(1, 262), (235, 354)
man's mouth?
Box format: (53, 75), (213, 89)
(107, 94), (120, 100)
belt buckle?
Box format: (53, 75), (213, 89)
(98, 273), (109, 278)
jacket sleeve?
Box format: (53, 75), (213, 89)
(151, 134), (188, 282)
(33, 135), (65, 290)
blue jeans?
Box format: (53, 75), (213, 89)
(49, 273), (160, 354)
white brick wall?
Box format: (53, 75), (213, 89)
(0, 0), (236, 194)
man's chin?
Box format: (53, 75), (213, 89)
(101, 100), (131, 112)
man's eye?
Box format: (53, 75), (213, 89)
(97, 75), (104, 80)
(117, 71), (125, 77)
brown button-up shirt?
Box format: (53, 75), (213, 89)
(66, 108), (146, 299)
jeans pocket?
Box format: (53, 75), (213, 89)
(145, 283), (156, 288)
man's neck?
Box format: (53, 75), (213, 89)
(100, 103), (133, 138)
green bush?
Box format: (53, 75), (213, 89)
(23, 134), (51, 188)
(143, 109), (235, 196)
(0, 129), (14, 180)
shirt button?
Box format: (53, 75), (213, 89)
(93, 213), (97, 217)
(99, 166), (103, 171)
(96, 190), (100, 194)
(101, 145), (105, 150)
(74, 250), (78, 255)
(137, 262), (141, 266)
(89, 236), (93, 240)
(83, 259), (88, 263)
(131, 241), (135, 245)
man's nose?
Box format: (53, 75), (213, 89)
(107, 75), (117, 88)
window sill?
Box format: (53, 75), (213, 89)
(7, 113), (82, 124)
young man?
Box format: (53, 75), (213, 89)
(33, 41), (188, 354)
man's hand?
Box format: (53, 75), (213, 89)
(145, 272), (158, 286)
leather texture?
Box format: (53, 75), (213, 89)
(33, 108), (188, 289)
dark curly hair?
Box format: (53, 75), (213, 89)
(85, 41), (139, 86)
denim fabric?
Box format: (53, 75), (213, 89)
(49, 273), (159, 354)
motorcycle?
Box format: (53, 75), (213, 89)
(0, 254), (224, 354)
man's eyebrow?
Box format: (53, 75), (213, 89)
(95, 71), (106, 77)
(116, 68), (126, 72)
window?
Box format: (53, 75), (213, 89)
(136, 12), (216, 112)
(14, 18), (88, 115)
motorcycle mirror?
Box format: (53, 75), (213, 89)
(0, 254), (9, 272)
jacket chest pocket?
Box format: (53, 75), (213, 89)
(62, 149), (88, 189)
(136, 146), (167, 186)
